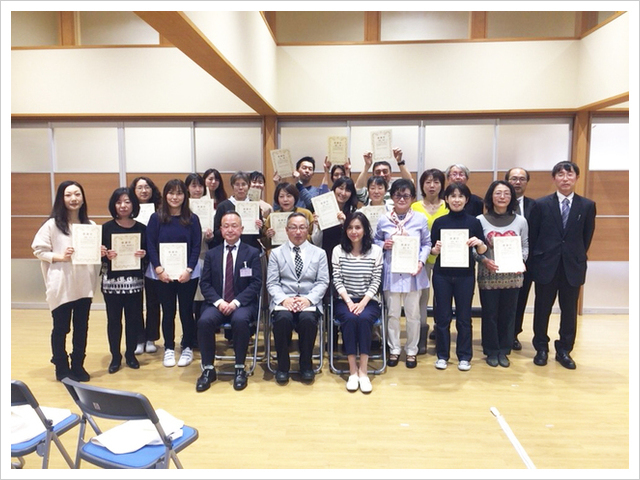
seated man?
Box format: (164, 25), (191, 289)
(196, 211), (262, 392)
(266, 212), (329, 384)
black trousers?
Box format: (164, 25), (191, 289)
(480, 288), (519, 357)
(198, 304), (254, 366)
(514, 270), (533, 337)
(51, 297), (92, 365)
(157, 278), (198, 351)
(104, 292), (143, 361)
(272, 310), (319, 372)
(140, 276), (161, 343)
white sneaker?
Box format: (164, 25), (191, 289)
(346, 374), (359, 392)
(145, 341), (157, 353)
(435, 358), (448, 370)
(163, 349), (176, 367)
(358, 375), (372, 394)
(458, 360), (471, 371)
(134, 343), (144, 355)
(177, 347), (193, 367)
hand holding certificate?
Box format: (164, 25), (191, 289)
(235, 201), (260, 235)
(371, 130), (393, 161)
(159, 243), (187, 281)
(72, 224), (101, 265)
(440, 229), (469, 268)
(111, 233), (141, 271)
(391, 235), (419, 274)
(268, 212), (291, 246)
(327, 136), (348, 165)
(311, 192), (341, 230)
(270, 149), (294, 178)
(189, 198), (214, 232)
(493, 236), (525, 273)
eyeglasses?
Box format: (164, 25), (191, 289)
(392, 194), (412, 201)
(135, 185), (151, 191)
(508, 177), (527, 183)
(286, 225), (308, 231)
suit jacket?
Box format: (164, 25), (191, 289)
(200, 241), (262, 313)
(528, 192), (596, 287)
(521, 196), (536, 220)
(266, 241), (329, 313)
(464, 193), (484, 217)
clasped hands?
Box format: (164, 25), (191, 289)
(281, 296), (311, 312)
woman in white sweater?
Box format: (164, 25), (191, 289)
(31, 181), (100, 382)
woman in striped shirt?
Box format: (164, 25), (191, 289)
(332, 212), (383, 393)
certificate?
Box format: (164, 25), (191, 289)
(135, 203), (155, 226)
(440, 229), (469, 268)
(189, 198), (214, 232)
(360, 205), (387, 231)
(270, 149), (295, 178)
(159, 243), (187, 280)
(311, 191), (341, 231)
(269, 212), (291, 246)
(327, 136), (348, 165)
(235, 201), (260, 235)
(371, 129), (393, 161)
(111, 233), (141, 271)
(71, 224), (101, 265)
(493, 235), (525, 273)
(391, 235), (419, 274)
(247, 187), (262, 202)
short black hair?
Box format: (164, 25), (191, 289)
(274, 182), (299, 206)
(419, 169), (446, 199)
(108, 187), (140, 219)
(372, 161), (392, 172)
(389, 178), (416, 199)
(551, 161), (580, 178)
(250, 171), (266, 183)
(367, 175), (388, 191)
(296, 156), (315, 170)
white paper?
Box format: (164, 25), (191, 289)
(235, 201), (260, 235)
(71, 224), (101, 265)
(269, 212), (291, 246)
(247, 187), (262, 202)
(440, 229), (469, 268)
(360, 205), (387, 231)
(371, 129), (393, 161)
(135, 203), (155, 226)
(493, 235), (525, 273)
(189, 198), (214, 232)
(311, 191), (341, 231)
(111, 233), (141, 271)
(391, 235), (419, 274)
(160, 243), (187, 280)
(327, 136), (348, 165)
(270, 149), (294, 178)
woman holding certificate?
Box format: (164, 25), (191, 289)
(146, 179), (202, 369)
(374, 179), (431, 369)
(332, 212), (383, 393)
(429, 183), (487, 371)
(32, 181), (99, 382)
(100, 187), (147, 374)
(476, 181), (529, 368)
(263, 182), (314, 252)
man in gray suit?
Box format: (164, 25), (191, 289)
(267, 212), (329, 384)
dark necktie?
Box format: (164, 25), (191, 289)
(293, 246), (303, 279)
(561, 198), (570, 229)
(515, 200), (522, 216)
(224, 245), (235, 302)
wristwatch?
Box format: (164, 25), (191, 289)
(397, 160), (406, 166)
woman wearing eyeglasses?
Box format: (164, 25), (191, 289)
(374, 179), (431, 369)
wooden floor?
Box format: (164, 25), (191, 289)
(8, 308), (631, 473)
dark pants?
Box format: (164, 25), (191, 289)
(272, 310), (319, 372)
(141, 277), (161, 343)
(104, 292), (143, 361)
(51, 298), (92, 366)
(198, 304), (255, 366)
(514, 270), (533, 337)
(480, 288), (519, 357)
(532, 263), (580, 354)
(158, 278), (198, 350)
(334, 299), (380, 356)
(432, 274), (475, 362)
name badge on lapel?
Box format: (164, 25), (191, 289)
(240, 261), (252, 277)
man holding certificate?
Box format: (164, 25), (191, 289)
(374, 179), (431, 369)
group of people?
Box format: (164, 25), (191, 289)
(31, 151), (596, 394)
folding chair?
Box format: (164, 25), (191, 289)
(61, 378), (198, 469)
(11, 379), (79, 469)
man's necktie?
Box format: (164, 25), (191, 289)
(561, 198), (570, 229)
(515, 200), (522, 216)
(293, 246), (303, 279)
(224, 245), (235, 302)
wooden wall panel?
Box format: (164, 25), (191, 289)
(53, 173), (119, 218)
(12, 217), (49, 259)
(466, 171), (494, 200)
(587, 217), (628, 261)
(12, 173), (52, 216)
(585, 171), (629, 216)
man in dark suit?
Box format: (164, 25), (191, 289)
(446, 164), (484, 217)
(196, 211), (262, 392)
(506, 167), (536, 351)
(528, 161), (596, 369)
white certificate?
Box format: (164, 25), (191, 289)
(360, 205), (387, 231)
(327, 136), (348, 165)
(440, 229), (469, 268)
(111, 233), (141, 271)
(269, 212), (291, 246)
(189, 198), (214, 232)
(270, 149), (295, 178)
(391, 235), (419, 274)
(311, 191), (341, 231)
(235, 201), (260, 235)
(493, 235), (525, 273)
(247, 187), (262, 202)
(135, 203), (155, 226)
(71, 224), (101, 265)
(159, 243), (187, 281)
(371, 129), (393, 161)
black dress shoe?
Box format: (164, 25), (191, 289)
(533, 350), (548, 366)
(428, 329), (436, 340)
(233, 370), (248, 391)
(387, 354), (400, 367)
(196, 368), (216, 392)
(486, 355), (499, 367)
(301, 369), (315, 383)
(498, 354), (510, 368)
(72, 366), (90, 382)
(108, 361), (121, 374)
(125, 357), (140, 369)
(275, 370), (289, 385)
(512, 338), (522, 351)
(555, 352), (576, 370)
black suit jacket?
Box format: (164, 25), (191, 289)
(464, 193), (484, 217)
(528, 192), (596, 287)
(521, 196), (535, 220)
(200, 241), (263, 313)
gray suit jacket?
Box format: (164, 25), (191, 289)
(266, 241), (329, 313)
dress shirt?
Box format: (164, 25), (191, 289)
(214, 240), (242, 308)
(287, 240), (309, 266)
(556, 191), (574, 209)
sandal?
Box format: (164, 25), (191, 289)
(388, 353), (400, 367)
(406, 355), (417, 369)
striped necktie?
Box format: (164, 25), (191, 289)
(293, 246), (303, 279)
(561, 198), (570, 229)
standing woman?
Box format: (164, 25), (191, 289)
(477, 180), (529, 368)
(374, 179), (431, 369)
(146, 179), (202, 368)
(129, 176), (162, 354)
(263, 182), (314, 253)
(332, 212), (383, 393)
(100, 187), (147, 374)
(32, 181), (99, 382)
(203, 168), (228, 209)
(411, 168), (449, 353)
(429, 183), (487, 371)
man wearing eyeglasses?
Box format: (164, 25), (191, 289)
(505, 167), (536, 351)
(266, 213), (329, 385)
(445, 164), (484, 217)
(354, 148), (415, 206)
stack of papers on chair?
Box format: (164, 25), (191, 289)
(11, 405), (72, 444)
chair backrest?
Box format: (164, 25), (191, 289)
(11, 380), (38, 409)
